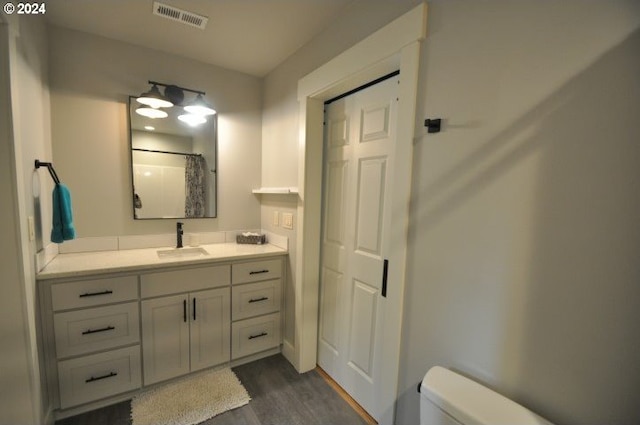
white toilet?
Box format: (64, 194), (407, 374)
(420, 366), (554, 425)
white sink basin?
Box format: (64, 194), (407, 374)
(157, 247), (209, 259)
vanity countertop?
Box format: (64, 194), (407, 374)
(37, 243), (287, 280)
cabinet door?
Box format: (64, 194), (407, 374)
(190, 287), (230, 372)
(141, 294), (190, 385)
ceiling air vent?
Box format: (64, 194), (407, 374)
(153, 1), (208, 30)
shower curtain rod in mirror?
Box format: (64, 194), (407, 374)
(131, 147), (202, 157)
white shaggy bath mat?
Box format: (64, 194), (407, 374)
(131, 368), (250, 425)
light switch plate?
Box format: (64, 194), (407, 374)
(282, 213), (293, 230)
(273, 211), (279, 226)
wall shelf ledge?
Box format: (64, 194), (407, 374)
(252, 187), (299, 195)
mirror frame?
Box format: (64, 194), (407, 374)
(127, 96), (218, 220)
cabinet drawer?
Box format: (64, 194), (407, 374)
(141, 265), (230, 298)
(232, 279), (281, 321)
(58, 345), (141, 409)
(51, 276), (138, 311)
(232, 258), (282, 285)
(231, 313), (281, 359)
(54, 302), (140, 358)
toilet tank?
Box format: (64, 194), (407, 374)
(420, 366), (554, 425)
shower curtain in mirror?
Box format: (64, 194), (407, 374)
(185, 155), (207, 218)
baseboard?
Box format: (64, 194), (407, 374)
(42, 405), (54, 425)
(54, 390), (138, 420)
(281, 339), (298, 371)
(229, 346), (281, 368)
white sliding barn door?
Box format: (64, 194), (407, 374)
(318, 75), (399, 420)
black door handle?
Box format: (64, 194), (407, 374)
(381, 259), (389, 298)
(183, 299), (187, 323)
(193, 297), (196, 321)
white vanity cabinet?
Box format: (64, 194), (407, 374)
(231, 258), (283, 359)
(38, 248), (286, 418)
(44, 275), (142, 409)
(140, 265), (230, 385)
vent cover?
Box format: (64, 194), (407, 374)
(153, 1), (208, 30)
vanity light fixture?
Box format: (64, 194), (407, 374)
(135, 80), (217, 122)
(178, 113), (207, 126)
(184, 93), (216, 116)
(136, 106), (168, 119)
(136, 84), (173, 108)
(136, 107), (168, 119)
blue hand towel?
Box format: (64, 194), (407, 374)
(51, 183), (76, 243)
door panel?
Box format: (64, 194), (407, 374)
(328, 115), (350, 147)
(318, 75), (398, 420)
(190, 287), (230, 372)
(319, 267), (341, 354)
(347, 279), (378, 379)
(355, 157), (387, 257)
(325, 160), (348, 247)
(360, 103), (390, 143)
(141, 294), (190, 385)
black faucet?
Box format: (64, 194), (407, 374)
(176, 222), (184, 248)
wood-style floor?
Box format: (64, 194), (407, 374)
(56, 354), (372, 425)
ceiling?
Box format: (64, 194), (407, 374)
(45, 0), (356, 77)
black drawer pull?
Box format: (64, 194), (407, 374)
(248, 332), (268, 340)
(79, 290), (113, 298)
(82, 326), (115, 335)
(183, 299), (187, 323)
(248, 296), (269, 303)
(193, 298), (197, 321)
(249, 269), (269, 275)
(85, 371), (118, 383)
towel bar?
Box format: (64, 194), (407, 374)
(35, 159), (61, 185)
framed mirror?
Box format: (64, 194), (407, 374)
(128, 96), (217, 219)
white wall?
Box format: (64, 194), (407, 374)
(262, 0), (422, 188)
(263, 1), (640, 425)
(397, 2), (640, 425)
(261, 0), (420, 369)
(48, 26), (262, 237)
(0, 14), (52, 425)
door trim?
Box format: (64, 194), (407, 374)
(291, 4), (426, 425)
